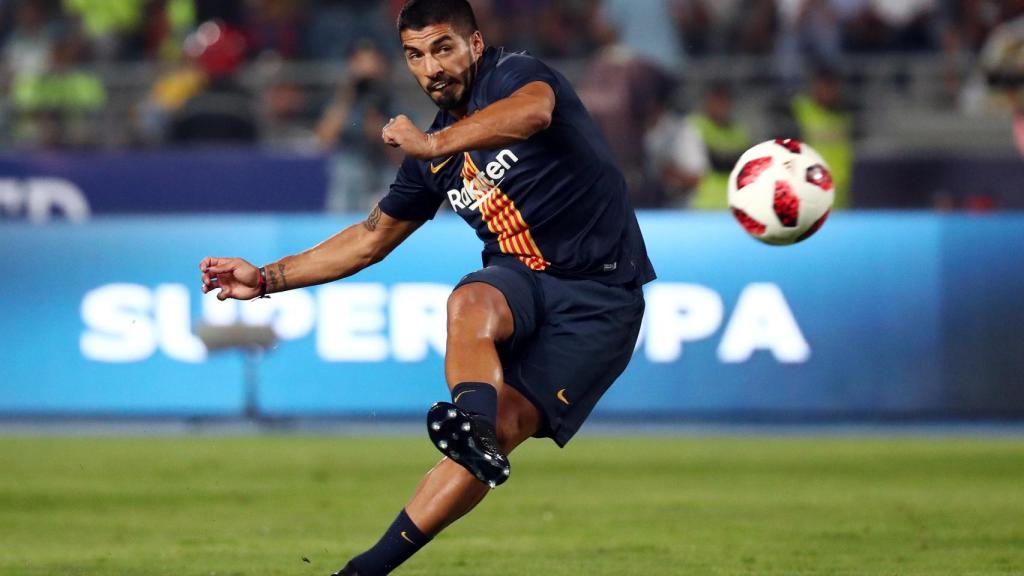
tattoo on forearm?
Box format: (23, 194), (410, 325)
(266, 263), (288, 293)
(267, 266), (280, 293)
(364, 205), (382, 232)
(276, 263), (287, 291)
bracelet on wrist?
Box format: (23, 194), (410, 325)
(257, 266), (268, 298)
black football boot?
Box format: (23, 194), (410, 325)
(426, 402), (510, 488)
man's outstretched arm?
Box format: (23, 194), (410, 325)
(199, 205), (422, 301)
(382, 81), (556, 159)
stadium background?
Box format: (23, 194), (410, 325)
(1, 2), (1023, 575)
(2, 0), (1022, 420)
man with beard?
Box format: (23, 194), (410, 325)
(199, 1), (655, 574)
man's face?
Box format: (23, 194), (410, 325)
(400, 24), (484, 112)
(812, 77), (840, 108)
(706, 92), (733, 124)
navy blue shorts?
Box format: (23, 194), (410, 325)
(455, 263), (645, 447)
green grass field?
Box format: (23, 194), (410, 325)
(1, 435), (1022, 575)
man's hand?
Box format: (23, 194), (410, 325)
(200, 257), (261, 301)
(382, 115), (436, 159)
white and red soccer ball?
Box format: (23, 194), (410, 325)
(727, 139), (834, 246)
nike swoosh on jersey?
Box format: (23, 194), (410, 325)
(430, 156), (455, 174)
(400, 531), (415, 544)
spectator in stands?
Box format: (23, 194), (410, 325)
(579, 51), (670, 208)
(315, 42), (400, 212)
(841, 0), (938, 53)
(732, 0), (778, 54)
(62, 0), (146, 60)
(2, 1), (54, 79)
(533, 1), (600, 59)
(940, 0), (994, 52)
(939, 0), (1001, 101)
(676, 0), (714, 57)
(580, 1), (686, 207)
(1, 1), (50, 145)
(2, 2), (109, 150)
(42, 30), (106, 147)
(257, 51), (317, 149)
(135, 0), (196, 62)
(680, 82), (754, 210)
(780, 66), (855, 208)
(466, 0), (596, 59)
(167, 20), (258, 145)
(976, 2), (1024, 156)
(244, 0), (306, 60)
(722, 0), (768, 54)
(641, 74), (690, 208)
(774, 0), (843, 85)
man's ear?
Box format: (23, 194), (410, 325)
(470, 31), (485, 61)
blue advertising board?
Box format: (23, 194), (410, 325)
(0, 150), (328, 220)
(1, 213), (1022, 418)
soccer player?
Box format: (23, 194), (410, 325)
(198, 1), (656, 574)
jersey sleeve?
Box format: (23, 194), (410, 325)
(378, 156), (444, 221)
(486, 51), (561, 101)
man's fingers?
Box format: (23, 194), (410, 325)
(201, 257), (238, 273)
(199, 257), (225, 272)
(200, 257), (251, 302)
(204, 264), (234, 275)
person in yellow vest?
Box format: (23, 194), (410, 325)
(789, 67), (854, 209)
(10, 34), (107, 148)
(644, 80), (753, 209)
(687, 82), (753, 210)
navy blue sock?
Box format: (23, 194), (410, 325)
(348, 509), (431, 576)
(451, 382), (498, 426)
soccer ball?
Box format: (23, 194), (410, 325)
(727, 139), (834, 246)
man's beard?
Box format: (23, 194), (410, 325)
(431, 85), (464, 111)
(428, 62), (476, 111)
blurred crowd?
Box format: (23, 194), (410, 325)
(4, 0), (1021, 65)
(1, 0), (1022, 210)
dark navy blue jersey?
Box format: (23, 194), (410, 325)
(379, 46), (656, 287)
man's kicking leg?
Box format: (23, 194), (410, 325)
(427, 282), (524, 486)
(407, 384), (540, 534)
(334, 283), (541, 576)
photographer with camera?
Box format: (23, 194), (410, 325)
(316, 42), (402, 212)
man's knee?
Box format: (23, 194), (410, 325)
(447, 283), (513, 342)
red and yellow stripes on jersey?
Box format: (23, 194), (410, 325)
(462, 153), (549, 271)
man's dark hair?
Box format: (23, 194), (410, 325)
(397, 0), (479, 37)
